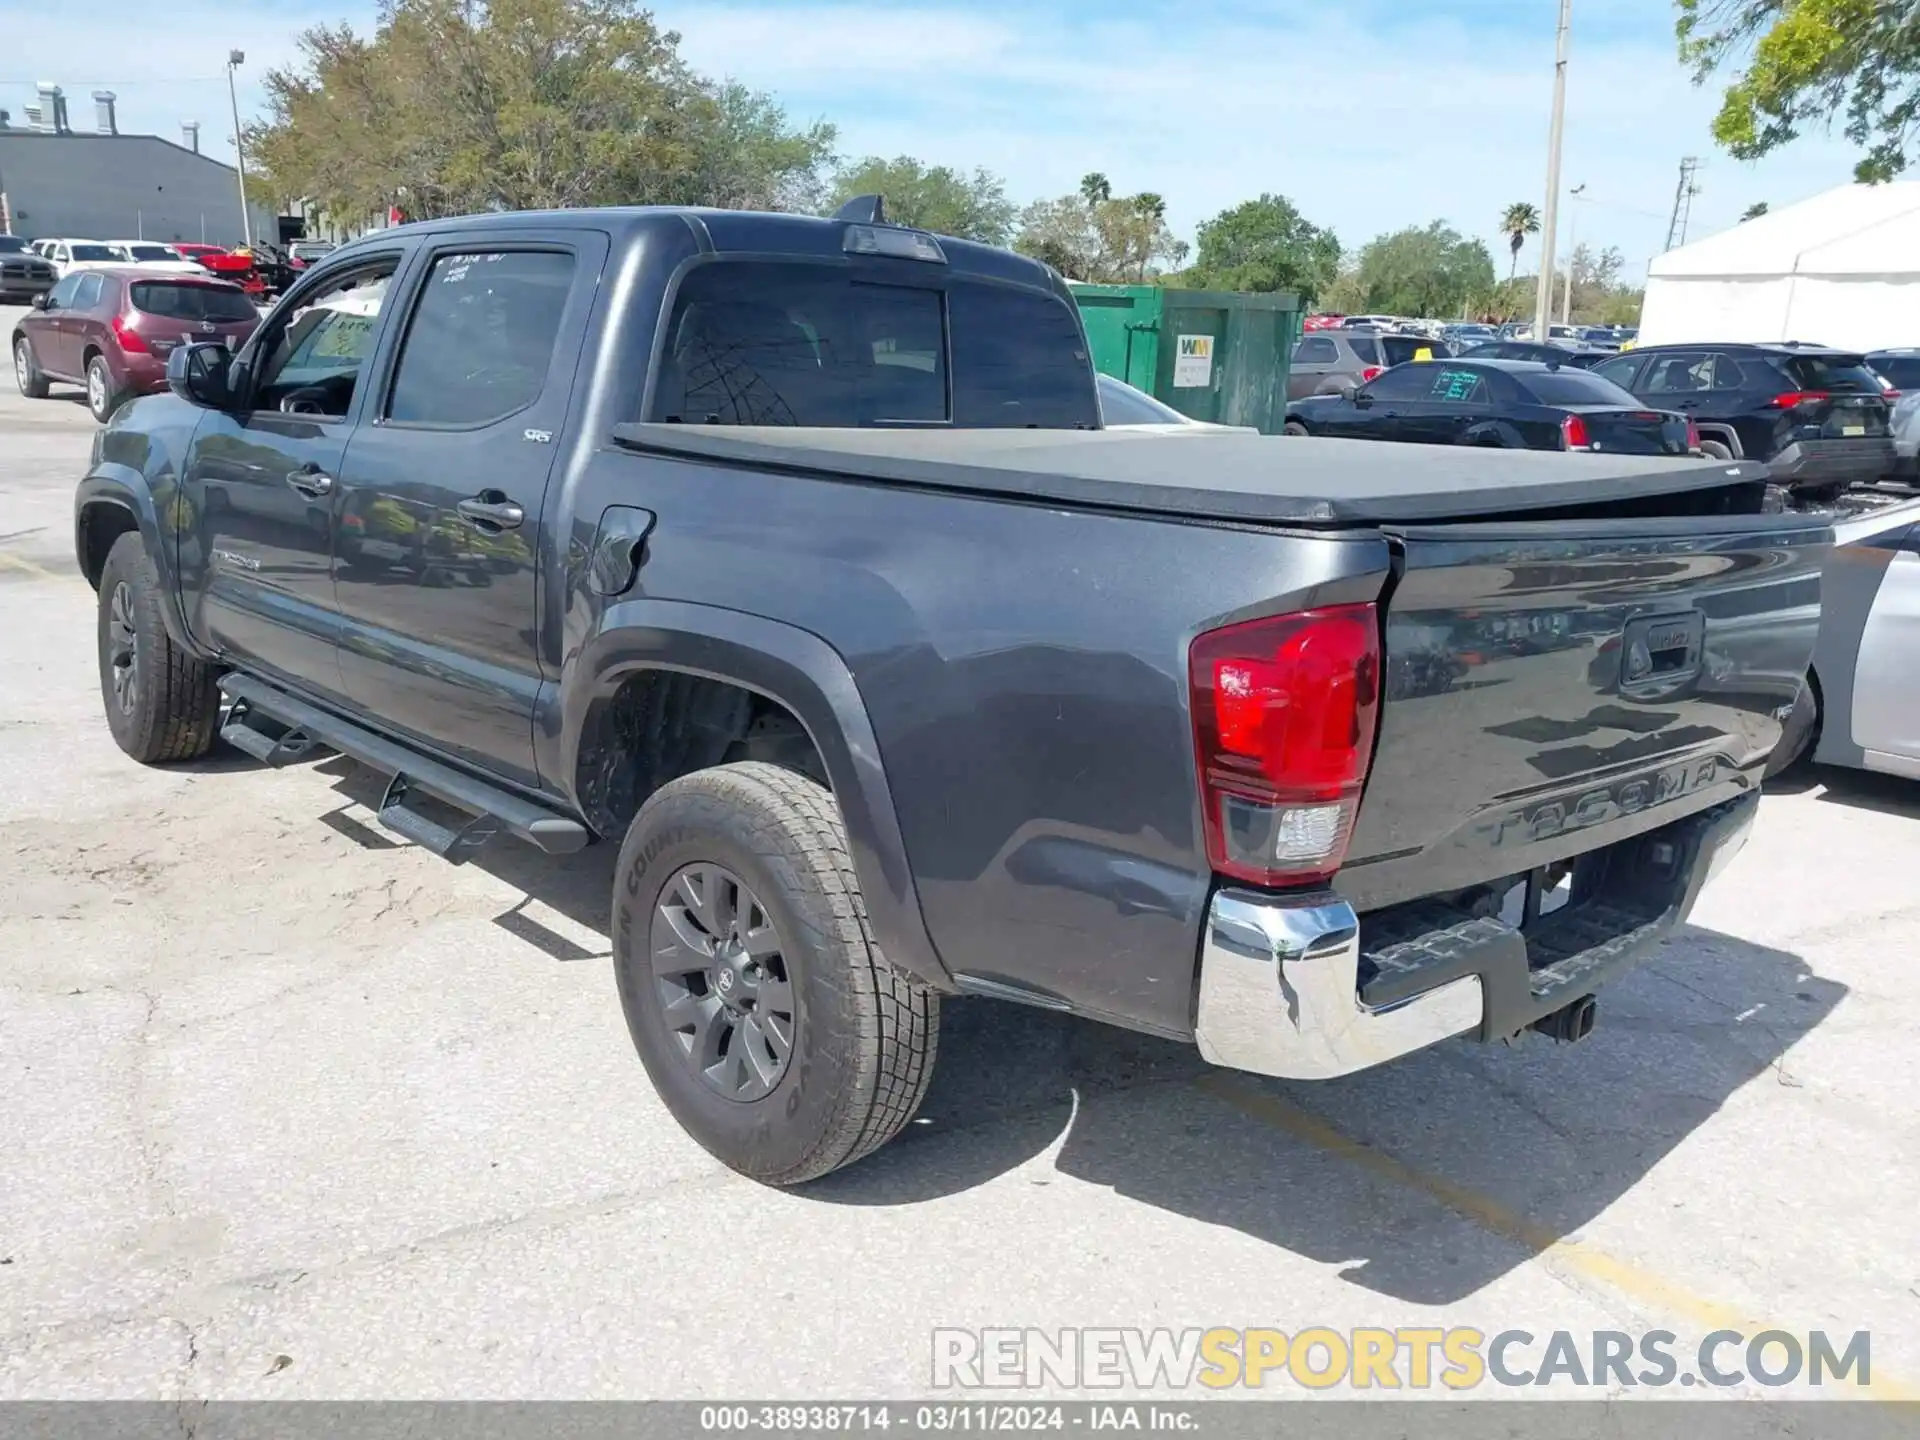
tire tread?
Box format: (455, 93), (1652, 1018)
(99, 533), (220, 763)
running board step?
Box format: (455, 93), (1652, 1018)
(217, 674), (590, 861)
(220, 697), (327, 768)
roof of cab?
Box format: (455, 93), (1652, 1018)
(330, 205), (1063, 294)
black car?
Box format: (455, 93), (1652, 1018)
(0, 235), (57, 304)
(1283, 357), (1694, 454)
(1459, 340), (1612, 369)
(1590, 343), (1892, 496)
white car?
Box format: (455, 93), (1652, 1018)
(101, 241), (205, 275)
(1772, 496), (1920, 779)
(1095, 374), (1257, 434)
(37, 239), (121, 278)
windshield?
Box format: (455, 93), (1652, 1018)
(123, 245), (178, 262)
(69, 244), (116, 262)
(1098, 374), (1187, 425)
(0, 237), (30, 254)
(1381, 335), (1440, 364)
(1520, 370), (1639, 406)
(130, 282), (257, 322)
(1783, 354), (1884, 394)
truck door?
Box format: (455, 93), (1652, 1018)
(176, 251), (408, 698)
(331, 230), (606, 789)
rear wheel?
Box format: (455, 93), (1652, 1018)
(85, 353), (125, 423)
(1282, 421), (1309, 437)
(13, 335), (48, 399)
(613, 761), (938, 1185)
(1698, 438), (1733, 461)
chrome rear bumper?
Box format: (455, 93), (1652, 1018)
(1195, 892), (1483, 1081)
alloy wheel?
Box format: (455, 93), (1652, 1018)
(13, 341), (28, 393)
(650, 862), (795, 1102)
(87, 362), (107, 416)
(107, 581), (138, 715)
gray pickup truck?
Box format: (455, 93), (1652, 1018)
(75, 203), (1824, 1183)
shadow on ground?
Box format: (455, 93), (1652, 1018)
(299, 750), (1842, 1306)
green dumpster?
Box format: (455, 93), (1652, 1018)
(1070, 285), (1302, 434)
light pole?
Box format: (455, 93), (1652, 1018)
(1561, 182), (1587, 326)
(1533, 0), (1573, 341)
(226, 49), (253, 250)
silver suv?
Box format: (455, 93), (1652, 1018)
(1288, 329), (1448, 399)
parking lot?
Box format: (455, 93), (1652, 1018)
(3, 303), (1919, 1401)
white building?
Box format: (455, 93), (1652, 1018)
(1641, 182), (1920, 352)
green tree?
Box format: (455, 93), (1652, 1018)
(1014, 183), (1186, 282)
(1741, 200), (1772, 220)
(828, 155), (1016, 244)
(1345, 221), (1497, 318)
(1679, 0), (1920, 181)
(1500, 201), (1541, 284)
(1184, 193), (1340, 300)
(250, 0), (833, 219)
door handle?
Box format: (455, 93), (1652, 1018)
(457, 494), (525, 531)
(285, 468), (333, 497)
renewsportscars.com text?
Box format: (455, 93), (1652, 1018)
(930, 1327), (1872, 1391)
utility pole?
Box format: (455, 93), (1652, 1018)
(226, 49), (253, 249)
(1533, 0), (1573, 341)
(1664, 157), (1700, 251)
(1562, 183), (1586, 326)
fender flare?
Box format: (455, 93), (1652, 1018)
(562, 599), (955, 991)
(74, 470), (203, 654)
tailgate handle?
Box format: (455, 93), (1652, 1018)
(1620, 612), (1705, 690)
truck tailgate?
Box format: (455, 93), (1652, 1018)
(1337, 513), (1827, 913)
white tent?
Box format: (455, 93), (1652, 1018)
(1640, 182), (1920, 351)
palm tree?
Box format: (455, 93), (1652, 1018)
(1080, 173), (1112, 209)
(1500, 202), (1541, 284)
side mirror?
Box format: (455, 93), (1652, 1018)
(167, 342), (234, 409)
(30, 293), (49, 311)
(1351, 389), (1374, 408)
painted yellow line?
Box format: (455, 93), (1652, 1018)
(0, 550), (60, 580)
(1193, 1073), (1915, 1398)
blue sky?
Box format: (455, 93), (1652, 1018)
(1, 0), (1873, 281)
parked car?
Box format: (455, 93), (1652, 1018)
(78, 204), (1817, 1183)
(38, 239), (121, 278)
(1590, 344), (1893, 497)
(0, 235), (57, 303)
(12, 267), (258, 421)
(1285, 356), (1695, 454)
(1886, 392), (1920, 482)
(169, 243), (230, 265)
(1768, 495), (1920, 777)
(287, 240), (338, 269)
(1288, 329), (1448, 398)
(1443, 323), (1498, 349)
(1865, 348), (1920, 399)
(1341, 313), (1399, 330)
(1095, 373), (1256, 432)
(100, 241), (204, 275)
(1460, 340), (1612, 370)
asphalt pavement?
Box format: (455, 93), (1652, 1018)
(2, 309), (1918, 1403)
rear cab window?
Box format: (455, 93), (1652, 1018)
(648, 261), (1097, 428)
(1520, 370), (1639, 406)
(1344, 336), (1382, 365)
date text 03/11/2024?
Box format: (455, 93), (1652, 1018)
(698, 1405), (1194, 1432)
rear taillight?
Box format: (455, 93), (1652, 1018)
(1360, 366), (1383, 383)
(1768, 390), (1828, 408)
(1189, 604), (1381, 888)
(1561, 413), (1592, 449)
(111, 314), (149, 354)
(1686, 417), (1701, 450)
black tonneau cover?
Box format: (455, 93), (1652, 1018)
(610, 424), (1768, 525)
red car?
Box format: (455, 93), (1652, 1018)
(11, 266), (260, 421)
(173, 243), (270, 297)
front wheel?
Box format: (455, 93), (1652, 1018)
(13, 335), (48, 399)
(96, 532), (221, 763)
(613, 761), (938, 1185)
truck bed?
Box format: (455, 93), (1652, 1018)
(611, 424), (1770, 526)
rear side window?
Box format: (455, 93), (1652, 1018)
(1423, 366), (1491, 402)
(1519, 370), (1639, 406)
(1293, 336), (1339, 364)
(130, 282), (256, 322)
(386, 251), (576, 426)
(1591, 354), (1641, 389)
(71, 273), (104, 310)
(1365, 365), (1438, 400)
(1344, 336), (1382, 365)
(650, 261), (1096, 428)
(1782, 354), (1883, 394)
